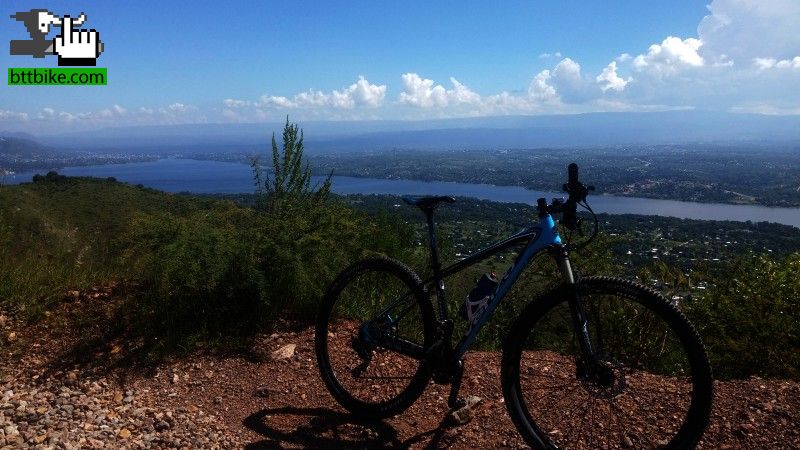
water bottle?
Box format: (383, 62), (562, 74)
(459, 272), (498, 322)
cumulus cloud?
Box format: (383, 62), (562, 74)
(597, 0), (800, 112)
(259, 76), (386, 110)
(528, 70), (558, 102)
(754, 56), (800, 70)
(550, 58), (602, 102)
(596, 62), (630, 92)
(632, 36), (704, 75)
(698, 0), (800, 63)
(397, 73), (481, 108)
(223, 99), (251, 108)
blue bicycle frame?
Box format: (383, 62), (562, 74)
(418, 212), (576, 361)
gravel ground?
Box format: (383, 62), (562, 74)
(1, 295), (798, 449)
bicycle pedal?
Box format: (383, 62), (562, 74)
(448, 396), (466, 410)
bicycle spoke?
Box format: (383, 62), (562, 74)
(506, 278), (710, 449)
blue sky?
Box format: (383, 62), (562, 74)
(1, 0), (799, 133)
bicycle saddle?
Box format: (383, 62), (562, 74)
(401, 195), (456, 210)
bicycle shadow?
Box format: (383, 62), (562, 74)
(242, 406), (459, 449)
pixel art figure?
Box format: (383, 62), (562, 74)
(10, 9), (104, 66)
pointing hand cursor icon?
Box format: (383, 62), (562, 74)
(53, 14), (104, 66)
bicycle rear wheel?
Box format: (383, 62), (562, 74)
(502, 276), (712, 450)
(315, 256), (436, 418)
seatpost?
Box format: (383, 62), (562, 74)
(424, 209), (442, 276)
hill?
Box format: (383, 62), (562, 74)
(34, 111), (800, 154)
(0, 135), (62, 171)
(0, 175), (799, 447)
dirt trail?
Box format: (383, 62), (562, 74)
(1, 299), (798, 449)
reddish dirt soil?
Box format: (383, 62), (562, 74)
(1, 296), (799, 449)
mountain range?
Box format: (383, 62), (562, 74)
(6, 110), (800, 155)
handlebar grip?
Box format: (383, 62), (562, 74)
(568, 163), (579, 186)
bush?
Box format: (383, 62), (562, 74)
(687, 252), (800, 379)
(122, 206), (267, 339)
(120, 193), (412, 345)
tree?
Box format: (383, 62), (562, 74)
(251, 117), (331, 211)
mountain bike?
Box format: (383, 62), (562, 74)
(315, 163), (713, 449)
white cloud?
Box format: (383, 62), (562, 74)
(538, 52), (562, 59)
(341, 76), (387, 107)
(168, 103), (188, 112)
(632, 36), (704, 75)
(259, 76), (386, 110)
(776, 57), (800, 69)
(397, 73), (481, 108)
(528, 70), (558, 102)
(260, 95), (296, 108)
(37, 108), (56, 119)
(698, 0), (800, 63)
(596, 62), (631, 92)
(550, 58), (599, 102)
(0, 110), (29, 121)
(754, 56), (800, 70)
(223, 99), (251, 108)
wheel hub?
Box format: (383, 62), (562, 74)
(579, 354), (626, 399)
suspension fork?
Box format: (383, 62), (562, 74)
(554, 247), (596, 365)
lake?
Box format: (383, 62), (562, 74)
(6, 158), (800, 227)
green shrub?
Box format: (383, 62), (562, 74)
(687, 252), (800, 378)
(122, 205), (267, 339)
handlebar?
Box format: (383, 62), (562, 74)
(537, 163), (598, 249)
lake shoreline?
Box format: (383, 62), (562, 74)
(7, 158), (800, 228)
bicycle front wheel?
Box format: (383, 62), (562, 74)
(502, 276), (713, 450)
(315, 256), (436, 418)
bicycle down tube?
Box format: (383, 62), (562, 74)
(400, 212), (576, 362)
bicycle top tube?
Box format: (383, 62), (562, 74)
(453, 213), (563, 357)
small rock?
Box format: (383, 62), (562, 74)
(622, 436), (633, 447)
(118, 428), (131, 439)
(254, 387), (270, 398)
(6, 332), (17, 342)
(154, 420), (170, 432)
(272, 344), (296, 360)
(450, 396), (482, 425)
(451, 405), (474, 425)
(172, 374), (180, 384)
